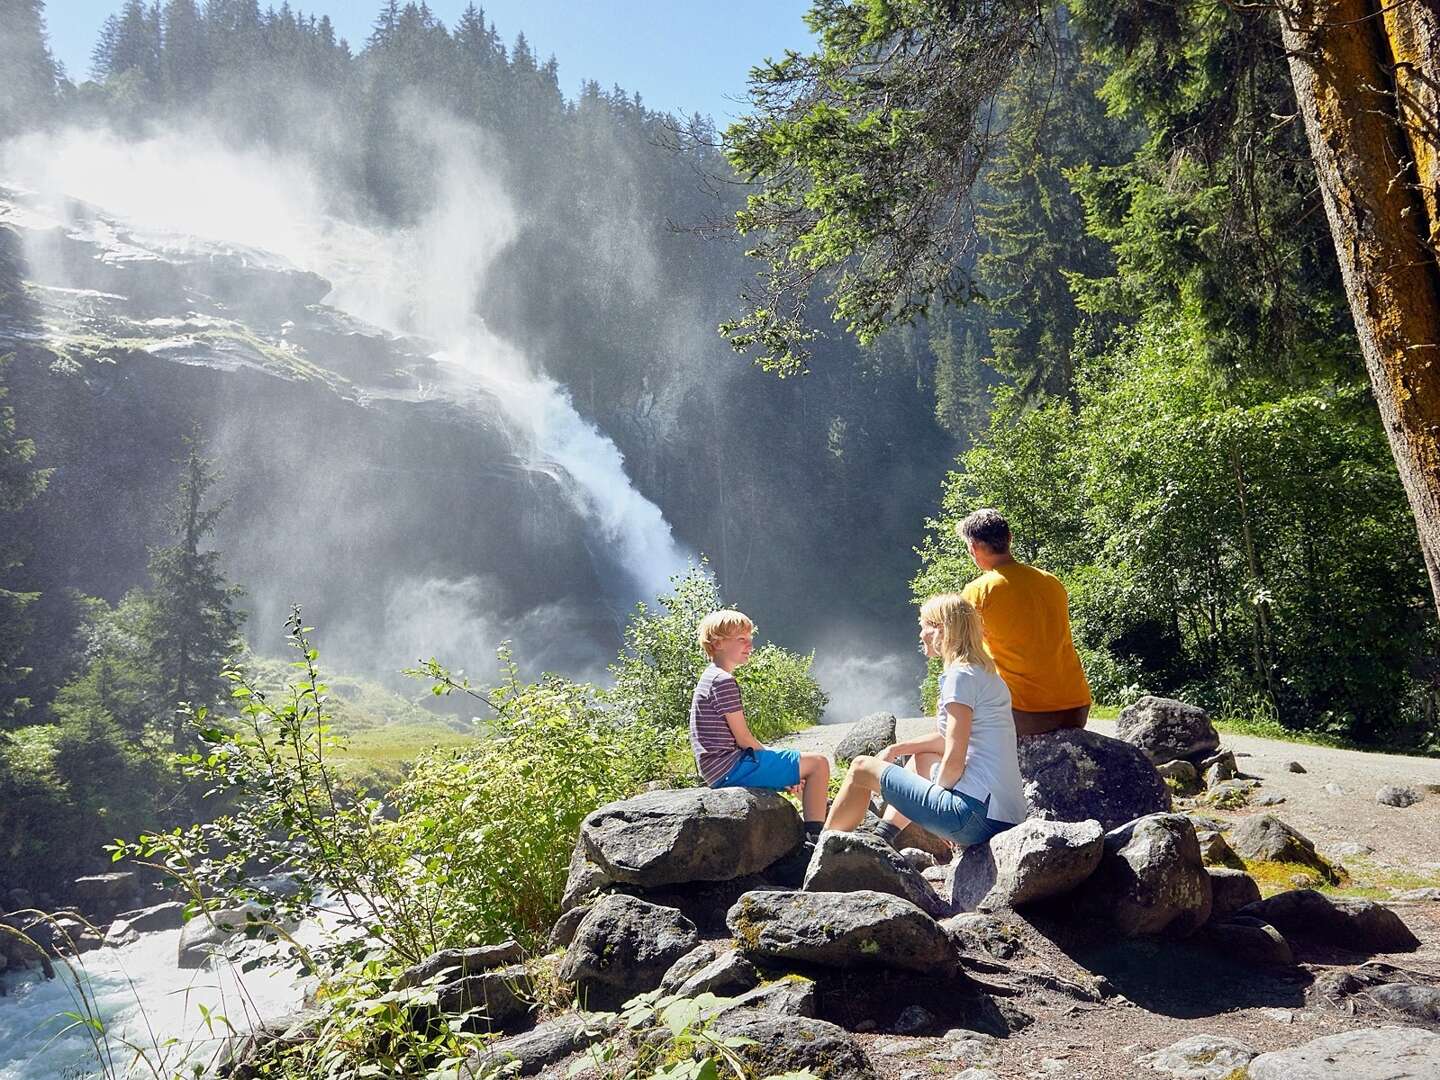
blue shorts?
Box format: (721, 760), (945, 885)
(716, 747), (801, 790)
(880, 762), (1012, 846)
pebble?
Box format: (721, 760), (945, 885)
(1324, 782), (1346, 796)
(1285, 761), (1306, 773)
(1257, 794), (1286, 806)
(1377, 785), (1421, 808)
(1259, 1007), (1294, 1023)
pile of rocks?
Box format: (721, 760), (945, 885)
(1117, 695), (1258, 802)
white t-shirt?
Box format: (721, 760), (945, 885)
(935, 662), (1028, 825)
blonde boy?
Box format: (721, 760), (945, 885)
(689, 609), (830, 836)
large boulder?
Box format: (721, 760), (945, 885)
(1205, 868), (1261, 921)
(559, 894), (699, 1010)
(1135, 1034), (1258, 1080)
(461, 1013), (615, 1079)
(560, 837), (612, 913)
(835, 713), (897, 762)
(177, 903), (292, 968)
(1116, 696), (1219, 764)
(434, 964), (533, 1032)
(665, 949), (760, 998)
(1203, 916), (1294, 967)
(707, 1014), (877, 1080)
(394, 941), (524, 990)
(727, 889), (957, 976)
(71, 872), (143, 922)
(947, 818), (1104, 912)
(1238, 890), (1419, 953)
(580, 788), (802, 888)
(1247, 1027), (1440, 1080)
(1077, 813), (1212, 937)
(1229, 815), (1337, 883)
(1016, 729), (1171, 832)
(803, 830), (947, 916)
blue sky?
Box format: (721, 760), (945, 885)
(43, 0), (816, 123)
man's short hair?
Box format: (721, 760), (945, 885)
(958, 508), (1011, 554)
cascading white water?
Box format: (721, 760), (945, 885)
(1, 125), (691, 606)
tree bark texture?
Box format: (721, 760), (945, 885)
(1280, 0), (1440, 622)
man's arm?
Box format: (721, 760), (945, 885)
(724, 710), (765, 751)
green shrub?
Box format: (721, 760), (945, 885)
(609, 565), (827, 742)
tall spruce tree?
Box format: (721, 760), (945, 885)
(0, 0), (59, 136)
(0, 356), (50, 723)
(144, 428), (244, 746)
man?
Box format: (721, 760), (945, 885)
(958, 509), (1091, 736)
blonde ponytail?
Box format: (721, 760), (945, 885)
(919, 593), (995, 673)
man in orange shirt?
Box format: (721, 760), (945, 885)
(958, 509), (1091, 736)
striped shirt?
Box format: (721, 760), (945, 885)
(689, 663), (744, 785)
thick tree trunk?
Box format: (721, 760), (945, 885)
(1280, 0), (1440, 623)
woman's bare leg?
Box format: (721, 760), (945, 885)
(824, 755), (889, 831)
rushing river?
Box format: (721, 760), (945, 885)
(0, 930), (313, 1080)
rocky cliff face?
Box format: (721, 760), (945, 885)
(0, 186), (627, 681)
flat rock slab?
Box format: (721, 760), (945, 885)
(804, 830), (947, 916)
(1135, 1033), (1257, 1079)
(948, 817), (1103, 912)
(1017, 729), (1171, 832)
(1117, 696), (1219, 764)
(580, 788), (802, 887)
(1247, 1026), (1440, 1079)
(461, 1013), (614, 1078)
(728, 889), (957, 976)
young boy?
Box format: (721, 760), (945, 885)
(689, 609), (830, 839)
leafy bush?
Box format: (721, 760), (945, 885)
(609, 565), (827, 742)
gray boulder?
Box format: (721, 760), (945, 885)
(714, 975), (817, 1019)
(1247, 1026), (1440, 1080)
(658, 943), (718, 991)
(1203, 916), (1293, 967)
(580, 788), (802, 888)
(435, 964), (532, 1031)
(549, 903), (590, 950)
(394, 941), (524, 990)
(111, 901), (185, 935)
(900, 847), (937, 871)
(1016, 729), (1171, 832)
(177, 903), (290, 968)
(559, 894), (699, 1010)
(1077, 813), (1212, 937)
(1156, 760), (1202, 796)
(1116, 696), (1219, 764)
(71, 872), (142, 922)
(461, 1013), (614, 1078)
(560, 837), (612, 913)
(1229, 815), (1336, 882)
(947, 818), (1103, 912)
(1369, 983), (1440, 1022)
(707, 1014), (877, 1080)
(1205, 868), (1261, 921)
(941, 912), (1025, 960)
(803, 830), (947, 916)
(1195, 831), (1240, 868)
(1135, 1034), (1257, 1079)
(1377, 785), (1421, 807)
(1286, 761), (1306, 773)
(835, 712), (897, 762)
(1238, 889), (1419, 953)
(667, 949), (759, 998)
(728, 889), (957, 976)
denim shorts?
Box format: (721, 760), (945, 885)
(880, 762), (1011, 846)
(716, 747), (801, 789)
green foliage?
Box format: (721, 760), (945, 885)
(608, 566), (827, 743)
(915, 320), (1437, 745)
(0, 353), (51, 721)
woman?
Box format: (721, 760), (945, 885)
(825, 593), (1027, 845)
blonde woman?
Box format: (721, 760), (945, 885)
(824, 593), (1028, 846)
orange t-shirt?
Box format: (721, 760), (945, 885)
(961, 562), (1091, 713)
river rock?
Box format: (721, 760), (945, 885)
(1247, 1026), (1440, 1079)
(1203, 916), (1294, 967)
(1238, 890), (1419, 953)
(727, 889), (957, 976)
(177, 902), (283, 968)
(947, 818), (1103, 912)
(1376, 785), (1420, 807)
(707, 1014), (877, 1080)
(803, 830), (947, 916)
(942, 912), (1025, 960)
(580, 788), (802, 888)
(394, 941), (524, 990)
(1116, 696), (1219, 764)
(559, 894), (699, 1009)
(1077, 813), (1212, 937)
(435, 964), (533, 1031)
(1229, 815), (1335, 881)
(1205, 867), (1261, 920)
(1016, 729), (1171, 831)
(71, 872), (142, 922)
(112, 901), (186, 935)
(835, 712), (897, 761)
(901, 847), (937, 871)
(1136, 1034), (1257, 1079)
(461, 1013), (615, 1078)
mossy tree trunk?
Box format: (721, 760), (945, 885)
(1280, 0), (1440, 622)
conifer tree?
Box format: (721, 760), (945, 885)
(0, 0), (59, 135)
(0, 355), (49, 723)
